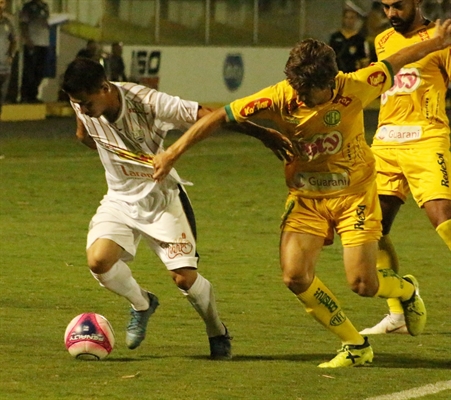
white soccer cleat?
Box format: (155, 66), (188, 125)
(359, 314), (409, 335)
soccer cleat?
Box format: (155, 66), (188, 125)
(401, 275), (427, 336)
(209, 324), (232, 360)
(318, 337), (373, 368)
(125, 291), (159, 349)
(359, 314), (409, 335)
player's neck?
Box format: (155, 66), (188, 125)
(103, 85), (122, 123)
(404, 15), (429, 36)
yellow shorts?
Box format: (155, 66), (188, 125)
(281, 183), (382, 247)
(373, 145), (451, 207)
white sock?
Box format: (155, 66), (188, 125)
(90, 260), (149, 311)
(181, 274), (225, 337)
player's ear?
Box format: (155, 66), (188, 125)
(101, 82), (111, 93)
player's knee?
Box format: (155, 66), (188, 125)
(171, 268), (198, 291)
(282, 273), (312, 295)
(349, 277), (378, 297)
(87, 249), (115, 274)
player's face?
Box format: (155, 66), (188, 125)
(68, 85), (111, 119)
(381, 0), (418, 34)
(296, 86), (333, 108)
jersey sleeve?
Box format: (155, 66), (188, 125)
(153, 91), (199, 130)
(225, 82), (285, 123)
(344, 61), (394, 108)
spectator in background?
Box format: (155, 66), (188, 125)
(0, 0), (17, 114)
(329, 8), (369, 72)
(76, 39), (101, 62)
(104, 42), (127, 82)
(361, 1), (390, 63)
(19, 0), (49, 103)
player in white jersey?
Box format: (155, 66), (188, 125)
(62, 57), (291, 359)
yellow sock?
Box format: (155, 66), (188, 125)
(296, 276), (363, 345)
(437, 219), (451, 251)
(375, 268), (413, 302)
(378, 235), (403, 314)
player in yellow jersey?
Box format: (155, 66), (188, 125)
(360, 0), (451, 336)
(151, 25), (451, 367)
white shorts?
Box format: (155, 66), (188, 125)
(87, 189), (198, 271)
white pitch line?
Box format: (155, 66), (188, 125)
(365, 380), (451, 400)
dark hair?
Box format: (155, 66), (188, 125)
(284, 38), (338, 92)
(62, 58), (107, 95)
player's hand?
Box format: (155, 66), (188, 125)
(259, 127), (294, 162)
(152, 151), (174, 182)
(434, 19), (451, 48)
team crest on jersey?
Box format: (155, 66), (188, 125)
(239, 98), (272, 117)
(323, 110), (341, 126)
(132, 129), (145, 142)
(381, 67), (420, 104)
(367, 71), (386, 86)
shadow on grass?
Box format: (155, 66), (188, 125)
(182, 353), (451, 369)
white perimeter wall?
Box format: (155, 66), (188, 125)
(122, 46), (291, 104)
(41, 31), (291, 105)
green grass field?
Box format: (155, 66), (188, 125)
(0, 118), (450, 399)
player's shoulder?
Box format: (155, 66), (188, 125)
(375, 27), (397, 47)
(116, 82), (156, 100)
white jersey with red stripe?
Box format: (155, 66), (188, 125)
(72, 82), (199, 205)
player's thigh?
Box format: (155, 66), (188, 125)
(334, 183), (382, 247)
(141, 196), (198, 271)
(373, 147), (409, 201)
(87, 203), (140, 263)
(281, 193), (334, 245)
(401, 145), (451, 207)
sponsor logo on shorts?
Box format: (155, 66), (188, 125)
(159, 233), (194, 259)
(437, 153), (449, 187)
(354, 204), (366, 230)
(375, 125), (422, 143)
(314, 288), (339, 313)
(367, 71), (386, 86)
(292, 131), (343, 161)
(381, 67), (421, 104)
(330, 310), (347, 326)
(239, 98), (272, 117)
(295, 172), (349, 192)
(323, 110), (341, 126)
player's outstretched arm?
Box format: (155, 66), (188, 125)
(226, 121), (293, 162)
(386, 19), (451, 75)
(152, 107), (228, 182)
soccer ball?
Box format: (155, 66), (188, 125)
(64, 313), (115, 360)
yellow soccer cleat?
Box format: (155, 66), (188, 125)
(401, 275), (427, 336)
(318, 337), (374, 368)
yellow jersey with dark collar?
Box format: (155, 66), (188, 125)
(373, 21), (451, 148)
(225, 62), (394, 198)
